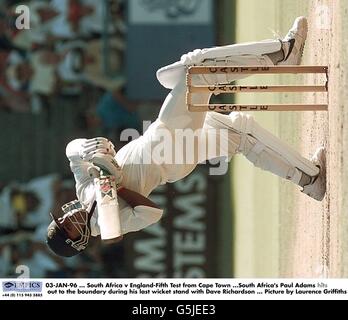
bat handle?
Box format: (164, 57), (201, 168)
(87, 166), (101, 178)
(88, 165), (111, 178)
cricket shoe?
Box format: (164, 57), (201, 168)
(278, 16), (308, 65)
(301, 147), (326, 201)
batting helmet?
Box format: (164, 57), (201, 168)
(46, 200), (96, 257)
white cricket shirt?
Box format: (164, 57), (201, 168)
(66, 133), (166, 237)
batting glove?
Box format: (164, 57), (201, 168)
(89, 153), (123, 185)
(80, 137), (116, 161)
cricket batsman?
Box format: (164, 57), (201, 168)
(47, 17), (326, 257)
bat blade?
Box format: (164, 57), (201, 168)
(94, 175), (122, 240)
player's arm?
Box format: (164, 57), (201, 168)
(78, 138), (159, 209)
(66, 138), (119, 203)
(66, 138), (96, 202)
(117, 187), (159, 209)
(78, 138), (163, 230)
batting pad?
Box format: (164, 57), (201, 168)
(233, 113), (320, 177)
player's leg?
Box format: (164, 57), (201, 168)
(157, 40), (279, 90)
(201, 112), (326, 201)
(157, 16), (308, 131)
(154, 42), (297, 181)
(157, 77), (210, 131)
(157, 16), (307, 89)
(150, 16), (309, 184)
(157, 46), (277, 132)
(154, 56), (266, 183)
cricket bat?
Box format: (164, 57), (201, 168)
(88, 167), (122, 241)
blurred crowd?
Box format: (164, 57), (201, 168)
(0, 0), (141, 139)
(0, 0), (143, 278)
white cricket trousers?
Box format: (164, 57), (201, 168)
(151, 39), (318, 183)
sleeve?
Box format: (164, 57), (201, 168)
(65, 139), (96, 205)
(89, 204), (163, 237)
(120, 206), (163, 234)
(120, 205), (164, 234)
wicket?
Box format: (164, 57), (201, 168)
(186, 65), (329, 112)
